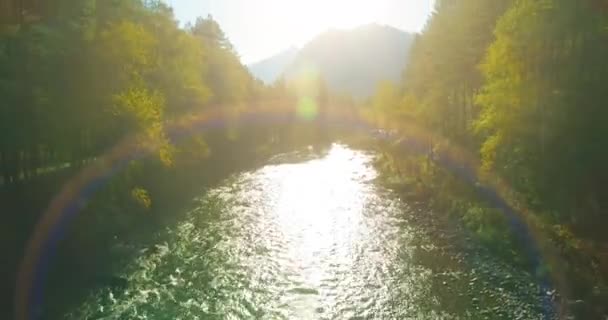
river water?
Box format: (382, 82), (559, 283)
(66, 144), (548, 319)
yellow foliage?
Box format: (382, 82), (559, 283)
(159, 144), (175, 167)
(98, 21), (158, 80)
(114, 87), (164, 124)
(113, 86), (175, 166)
(131, 187), (152, 209)
(480, 133), (502, 172)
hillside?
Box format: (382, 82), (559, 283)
(247, 47), (298, 84)
(249, 24), (415, 98)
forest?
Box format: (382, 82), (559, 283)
(0, 1), (341, 317)
(367, 0), (608, 314)
(1, 0), (607, 318)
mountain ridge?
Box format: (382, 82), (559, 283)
(248, 24), (415, 98)
(247, 47), (299, 84)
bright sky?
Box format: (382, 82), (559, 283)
(165, 0), (434, 64)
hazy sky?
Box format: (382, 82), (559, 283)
(165, 0), (434, 64)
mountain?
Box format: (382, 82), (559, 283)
(286, 24), (415, 98)
(248, 24), (415, 98)
(248, 47), (298, 84)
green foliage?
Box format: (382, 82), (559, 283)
(0, 0), (257, 186)
(368, 0), (608, 300)
(476, 0), (608, 225)
(463, 206), (510, 247)
(189, 16), (252, 105)
(131, 187), (152, 209)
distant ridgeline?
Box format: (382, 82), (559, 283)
(248, 24), (415, 99)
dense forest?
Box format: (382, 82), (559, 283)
(368, 0), (608, 314)
(0, 0), (258, 186)
(0, 1), (341, 318)
(1, 0), (608, 318)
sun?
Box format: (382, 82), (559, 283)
(281, 0), (384, 39)
(170, 0), (433, 63)
(300, 0), (374, 29)
(247, 0), (392, 62)
(267, 0), (430, 48)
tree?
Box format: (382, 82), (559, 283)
(476, 0), (608, 232)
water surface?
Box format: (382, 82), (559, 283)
(67, 144), (547, 319)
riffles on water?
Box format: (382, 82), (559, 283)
(66, 144), (548, 319)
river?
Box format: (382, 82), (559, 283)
(65, 144), (549, 319)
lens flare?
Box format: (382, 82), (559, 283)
(15, 103), (567, 320)
(291, 63), (324, 121)
(297, 96), (318, 120)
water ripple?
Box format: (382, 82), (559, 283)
(66, 144), (547, 319)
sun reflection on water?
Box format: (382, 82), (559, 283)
(61, 144), (550, 320)
(264, 144), (376, 316)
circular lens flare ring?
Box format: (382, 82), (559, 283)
(16, 103), (564, 319)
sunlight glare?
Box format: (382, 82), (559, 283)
(168, 0), (434, 63)
(271, 144), (372, 288)
(240, 0), (432, 63)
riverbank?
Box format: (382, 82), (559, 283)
(7, 136), (605, 319)
(58, 144), (550, 319)
(0, 150), (244, 319)
(370, 141), (608, 319)
(2, 126), (334, 319)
